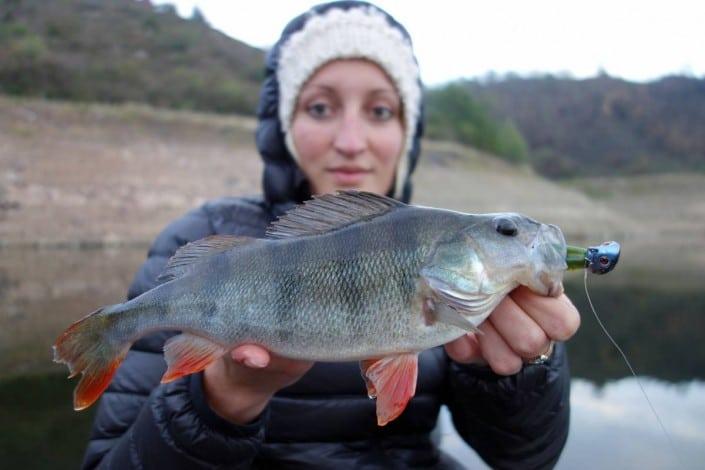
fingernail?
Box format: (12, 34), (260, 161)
(244, 356), (266, 368)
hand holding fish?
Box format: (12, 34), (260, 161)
(203, 345), (313, 424)
(445, 287), (581, 373)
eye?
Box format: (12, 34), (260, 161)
(307, 102), (332, 119)
(495, 218), (518, 237)
(599, 255), (610, 267)
(370, 105), (394, 121)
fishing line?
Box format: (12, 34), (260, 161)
(582, 270), (680, 461)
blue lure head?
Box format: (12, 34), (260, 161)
(586, 241), (621, 274)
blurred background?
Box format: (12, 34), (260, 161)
(1, 0), (704, 468)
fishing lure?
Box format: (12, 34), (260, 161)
(566, 240), (621, 274)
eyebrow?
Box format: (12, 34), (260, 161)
(299, 86), (399, 106)
(303, 84), (398, 96)
(301, 84), (334, 94)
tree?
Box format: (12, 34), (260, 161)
(425, 83), (529, 164)
(190, 6), (208, 26)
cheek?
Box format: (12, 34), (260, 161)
(371, 123), (404, 177)
(290, 117), (333, 174)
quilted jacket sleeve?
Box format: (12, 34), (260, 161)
(81, 206), (268, 469)
(446, 342), (571, 470)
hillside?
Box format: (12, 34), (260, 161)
(2, 96), (679, 249)
(4, 1), (704, 181)
(465, 75), (705, 178)
(0, 0), (264, 113)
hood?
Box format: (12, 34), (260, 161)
(254, 1), (424, 208)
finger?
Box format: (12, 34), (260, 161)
(510, 286), (581, 341)
(478, 321), (523, 376)
(490, 295), (550, 358)
(231, 344), (270, 369)
(444, 333), (484, 364)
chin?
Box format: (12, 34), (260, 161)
(314, 176), (390, 196)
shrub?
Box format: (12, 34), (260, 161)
(425, 83), (529, 164)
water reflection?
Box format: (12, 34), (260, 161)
(561, 379), (705, 469)
(0, 374), (95, 468)
(0, 247), (145, 378)
(439, 379), (705, 469)
(1, 241), (703, 468)
(563, 252), (705, 383)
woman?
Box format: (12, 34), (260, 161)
(82, 2), (579, 468)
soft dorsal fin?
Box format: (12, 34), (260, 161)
(266, 190), (405, 239)
(157, 235), (255, 282)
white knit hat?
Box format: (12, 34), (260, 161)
(277, 5), (422, 198)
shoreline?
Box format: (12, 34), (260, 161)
(2, 97), (704, 248)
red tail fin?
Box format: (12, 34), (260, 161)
(53, 307), (129, 410)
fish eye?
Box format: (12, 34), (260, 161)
(495, 218), (518, 237)
(599, 255), (610, 267)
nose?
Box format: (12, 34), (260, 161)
(334, 112), (366, 158)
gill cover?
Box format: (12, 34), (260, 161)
(420, 228), (509, 326)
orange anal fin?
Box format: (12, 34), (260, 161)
(74, 352), (126, 411)
(161, 333), (226, 383)
(360, 353), (419, 426)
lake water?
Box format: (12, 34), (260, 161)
(1, 241), (703, 468)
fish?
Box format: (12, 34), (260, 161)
(53, 190), (570, 426)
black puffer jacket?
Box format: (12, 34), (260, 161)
(82, 2), (570, 468)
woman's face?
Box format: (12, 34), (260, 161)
(290, 59), (404, 196)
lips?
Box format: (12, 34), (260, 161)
(327, 167), (372, 186)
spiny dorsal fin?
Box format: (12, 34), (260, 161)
(158, 235), (255, 282)
(266, 190), (405, 239)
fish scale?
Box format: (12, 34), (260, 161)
(230, 247), (430, 359)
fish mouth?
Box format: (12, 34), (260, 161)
(540, 272), (564, 297)
(528, 224), (567, 297)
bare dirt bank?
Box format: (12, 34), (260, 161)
(2, 96), (701, 247)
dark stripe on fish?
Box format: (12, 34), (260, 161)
(263, 242), (296, 339)
(202, 300), (218, 321)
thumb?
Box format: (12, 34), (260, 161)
(231, 344), (270, 369)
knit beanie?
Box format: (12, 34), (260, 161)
(276, 2), (422, 199)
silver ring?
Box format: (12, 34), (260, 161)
(528, 340), (555, 365)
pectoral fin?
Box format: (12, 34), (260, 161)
(425, 276), (495, 313)
(359, 353), (418, 426)
(420, 275), (510, 332)
(433, 302), (483, 334)
(161, 334), (227, 383)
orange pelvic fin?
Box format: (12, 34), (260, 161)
(161, 333), (226, 383)
(360, 353), (419, 426)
